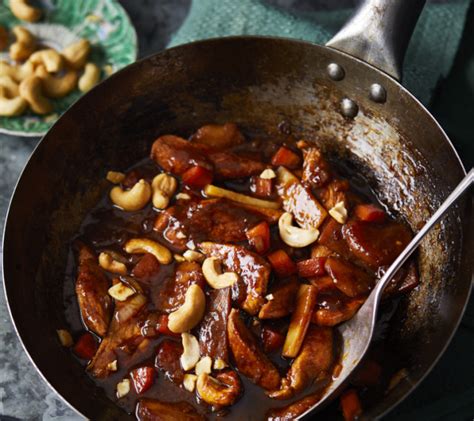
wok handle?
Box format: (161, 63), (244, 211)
(326, 0), (426, 81)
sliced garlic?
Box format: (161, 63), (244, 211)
(180, 333), (200, 371)
(183, 250), (205, 263)
(328, 201), (348, 224)
(175, 231), (186, 239)
(174, 254), (185, 262)
(108, 282), (135, 302)
(116, 379), (130, 398)
(195, 356), (213, 376)
(213, 358), (228, 370)
(107, 360), (118, 372)
(265, 293), (274, 301)
(260, 168), (277, 179)
(183, 373), (198, 392)
(56, 329), (73, 347)
(176, 193), (191, 200)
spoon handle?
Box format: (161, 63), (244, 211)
(374, 168), (474, 303)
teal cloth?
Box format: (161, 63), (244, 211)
(169, 0), (470, 105)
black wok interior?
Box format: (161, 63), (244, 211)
(2, 37), (472, 420)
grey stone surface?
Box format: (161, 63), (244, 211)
(0, 0), (469, 420)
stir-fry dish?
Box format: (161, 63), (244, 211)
(63, 123), (420, 420)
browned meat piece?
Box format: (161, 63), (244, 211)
(155, 339), (185, 384)
(210, 151), (266, 180)
(382, 259), (419, 297)
(343, 219), (412, 268)
(318, 219), (353, 258)
(312, 289), (364, 326)
(132, 253), (160, 282)
(317, 179), (350, 210)
(150, 135), (212, 175)
(88, 293), (148, 378)
(75, 244), (112, 337)
(325, 257), (374, 298)
(191, 122), (245, 150)
(151, 134), (264, 180)
(258, 277), (299, 319)
(266, 392), (323, 420)
(198, 288), (232, 363)
(154, 262), (205, 313)
(136, 399), (205, 421)
(227, 308), (281, 390)
(269, 326), (334, 399)
(154, 199), (268, 251)
(276, 169), (327, 230)
(301, 147), (332, 189)
(200, 242), (270, 315)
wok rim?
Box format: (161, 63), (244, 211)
(2, 35), (472, 421)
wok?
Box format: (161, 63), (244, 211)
(2, 0), (472, 419)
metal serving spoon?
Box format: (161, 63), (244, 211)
(301, 168), (474, 418)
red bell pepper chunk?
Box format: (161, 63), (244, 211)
(156, 314), (179, 337)
(354, 204), (386, 223)
(73, 332), (98, 360)
(246, 221), (270, 254)
(181, 166), (213, 188)
(267, 249), (297, 277)
(255, 176), (273, 198)
(271, 146), (301, 169)
(130, 366), (156, 394)
(340, 388), (363, 421)
(261, 325), (285, 353)
(297, 257), (327, 278)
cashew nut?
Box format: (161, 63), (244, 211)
(35, 64), (78, 98)
(196, 371), (242, 407)
(202, 257), (239, 289)
(0, 85), (27, 116)
(0, 75), (20, 96)
(278, 212), (319, 248)
(78, 62), (100, 93)
(106, 170), (125, 184)
(182, 250), (205, 263)
(214, 358), (228, 370)
(195, 356), (212, 375)
(151, 173), (177, 209)
(0, 60), (34, 82)
(124, 238), (172, 265)
(19, 75), (52, 114)
(56, 329), (73, 347)
(116, 378), (130, 398)
(260, 168), (276, 179)
(0, 26), (9, 51)
(180, 333), (200, 371)
(108, 281), (135, 302)
(328, 201), (348, 224)
(167, 284), (206, 333)
(29, 49), (63, 73)
(99, 252), (127, 275)
(62, 39), (91, 70)
(9, 0), (42, 22)
(183, 374), (198, 392)
(9, 26), (36, 61)
(110, 179), (152, 211)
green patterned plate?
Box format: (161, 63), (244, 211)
(0, 0), (137, 137)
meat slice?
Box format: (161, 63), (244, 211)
(312, 289), (364, 326)
(198, 288), (232, 363)
(301, 147), (332, 189)
(154, 199), (268, 251)
(191, 122), (245, 150)
(154, 262), (205, 313)
(136, 399), (205, 421)
(258, 277), (299, 319)
(227, 309), (281, 390)
(200, 242), (270, 315)
(269, 326), (334, 399)
(87, 293), (148, 378)
(266, 392), (323, 420)
(343, 219), (412, 268)
(150, 135), (212, 175)
(150, 134), (265, 180)
(155, 339), (185, 384)
(317, 179), (350, 210)
(325, 257), (374, 298)
(75, 244), (112, 337)
(276, 167), (327, 230)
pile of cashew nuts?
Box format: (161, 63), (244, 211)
(0, 1), (102, 117)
